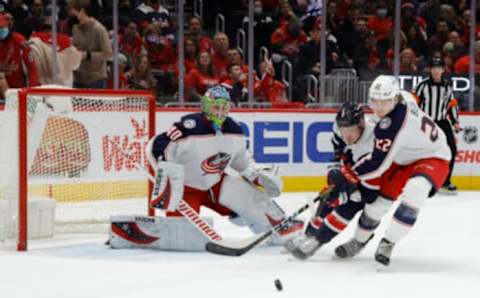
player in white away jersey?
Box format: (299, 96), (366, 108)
(284, 103), (381, 259)
(108, 86), (303, 251)
(333, 75), (451, 266)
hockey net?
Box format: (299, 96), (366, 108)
(0, 88), (155, 250)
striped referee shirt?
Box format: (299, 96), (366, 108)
(413, 77), (459, 124)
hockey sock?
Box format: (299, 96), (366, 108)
(384, 203), (419, 243)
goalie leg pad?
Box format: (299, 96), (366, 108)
(219, 175), (284, 234)
(151, 161), (184, 211)
(218, 175), (303, 244)
(109, 215), (213, 251)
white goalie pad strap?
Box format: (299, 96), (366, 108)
(151, 161), (184, 211)
(109, 215), (213, 251)
(241, 165), (283, 198)
(218, 175), (285, 234)
(145, 137), (158, 168)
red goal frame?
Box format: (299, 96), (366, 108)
(15, 88), (156, 251)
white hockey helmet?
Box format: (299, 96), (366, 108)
(368, 75), (400, 101)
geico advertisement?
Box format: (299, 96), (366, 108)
(155, 111), (480, 177)
(12, 109), (480, 181)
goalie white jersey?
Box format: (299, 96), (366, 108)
(149, 112), (252, 190)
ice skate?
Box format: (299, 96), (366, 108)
(374, 238), (395, 266)
(334, 233), (374, 258)
(283, 234), (322, 260)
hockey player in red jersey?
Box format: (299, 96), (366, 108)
(109, 86), (303, 251)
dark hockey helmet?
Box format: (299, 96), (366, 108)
(335, 103), (364, 127)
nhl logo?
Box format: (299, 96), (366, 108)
(463, 126), (478, 144)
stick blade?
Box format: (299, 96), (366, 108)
(205, 232), (270, 256)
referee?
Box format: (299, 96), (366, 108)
(413, 57), (462, 195)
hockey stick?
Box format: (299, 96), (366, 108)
(205, 186), (333, 256)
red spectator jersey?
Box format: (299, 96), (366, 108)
(185, 68), (220, 95)
(198, 36), (213, 52)
(0, 32), (39, 88)
(271, 24), (308, 57)
(453, 55), (480, 74)
(145, 38), (176, 72)
(368, 16), (393, 41)
(119, 34), (144, 61)
(212, 52), (228, 75)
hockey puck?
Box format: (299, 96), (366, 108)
(274, 279), (283, 291)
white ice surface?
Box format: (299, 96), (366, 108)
(1, 192), (479, 298)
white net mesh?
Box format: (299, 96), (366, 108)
(0, 88), (154, 249)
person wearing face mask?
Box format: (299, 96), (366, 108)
(367, 2), (393, 44)
(0, 12), (40, 98)
(69, 0), (112, 89)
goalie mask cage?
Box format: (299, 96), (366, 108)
(0, 88), (156, 251)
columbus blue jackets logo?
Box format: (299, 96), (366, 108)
(463, 126), (478, 144)
(201, 152), (231, 174)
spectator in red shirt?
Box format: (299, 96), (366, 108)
(185, 51), (220, 101)
(187, 16), (212, 52)
(271, 16), (308, 59)
(454, 40), (480, 74)
(144, 24), (175, 73)
(119, 21), (145, 64)
(368, 2), (393, 42)
(257, 58), (286, 103)
(211, 32), (230, 75)
(0, 13), (39, 90)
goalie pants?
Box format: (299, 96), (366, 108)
(166, 174), (233, 217)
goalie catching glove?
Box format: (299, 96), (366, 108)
(241, 165), (283, 198)
(151, 161), (185, 211)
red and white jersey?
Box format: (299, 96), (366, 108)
(150, 112), (253, 190)
(353, 92), (451, 184)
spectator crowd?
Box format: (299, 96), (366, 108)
(0, 0), (478, 105)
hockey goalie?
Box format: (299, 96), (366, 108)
(108, 85), (303, 251)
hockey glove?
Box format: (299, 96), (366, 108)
(241, 165), (283, 198)
(151, 161), (185, 211)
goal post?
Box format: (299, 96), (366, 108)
(0, 87), (156, 251)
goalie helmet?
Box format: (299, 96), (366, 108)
(368, 75), (400, 101)
(201, 85), (232, 129)
(336, 103), (364, 127)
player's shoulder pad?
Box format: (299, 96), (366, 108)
(374, 102), (407, 140)
(173, 112), (213, 137)
(222, 116), (245, 135)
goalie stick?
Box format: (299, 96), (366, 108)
(205, 186), (334, 256)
